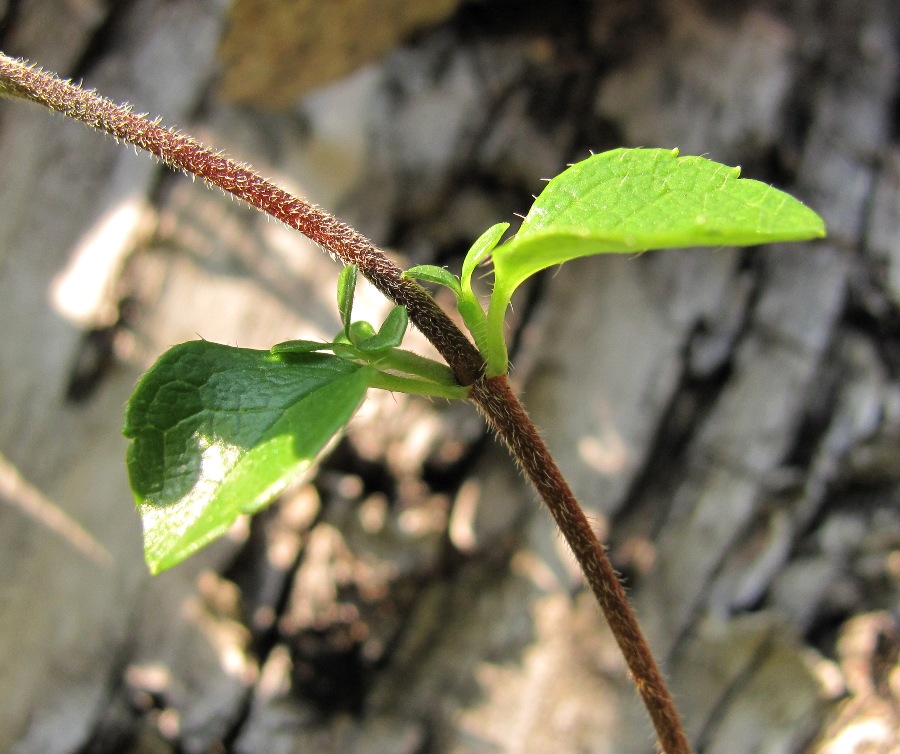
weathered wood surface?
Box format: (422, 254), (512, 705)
(0, 1), (897, 752)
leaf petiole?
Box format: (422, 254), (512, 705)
(365, 369), (469, 400)
(273, 340), (463, 395)
(368, 346), (461, 387)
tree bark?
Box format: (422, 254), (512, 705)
(0, 1), (897, 752)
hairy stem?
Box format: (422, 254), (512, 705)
(471, 376), (692, 754)
(0, 53), (692, 753)
(0, 53), (484, 385)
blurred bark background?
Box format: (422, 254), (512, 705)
(0, 1), (897, 752)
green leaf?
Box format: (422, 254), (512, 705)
(337, 264), (358, 337)
(348, 319), (377, 346)
(516, 148), (824, 243)
(461, 222), (509, 295)
(403, 265), (462, 296)
(356, 305), (408, 352)
(124, 341), (370, 573)
(482, 147), (827, 375)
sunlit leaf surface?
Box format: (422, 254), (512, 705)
(124, 341), (370, 572)
(481, 148), (826, 373)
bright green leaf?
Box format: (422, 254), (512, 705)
(124, 341), (370, 573)
(356, 305), (408, 352)
(482, 148), (827, 374)
(461, 222), (509, 295)
(403, 265), (462, 296)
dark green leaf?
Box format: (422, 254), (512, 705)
(124, 341), (370, 572)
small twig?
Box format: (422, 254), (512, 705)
(0, 53), (693, 753)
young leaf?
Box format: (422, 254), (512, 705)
(355, 305), (409, 352)
(422, 222), (507, 355)
(337, 264), (358, 338)
(124, 341), (371, 573)
(461, 221), (509, 295)
(482, 148), (827, 374)
(403, 265), (462, 296)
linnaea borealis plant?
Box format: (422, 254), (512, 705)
(0, 53), (825, 754)
(125, 147), (825, 572)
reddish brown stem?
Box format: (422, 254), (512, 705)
(0, 53), (693, 753)
(0, 53), (484, 385)
(471, 376), (692, 754)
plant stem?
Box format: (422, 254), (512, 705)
(0, 53), (692, 753)
(471, 376), (692, 754)
(0, 53), (484, 386)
